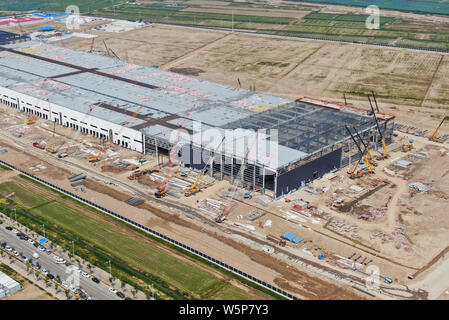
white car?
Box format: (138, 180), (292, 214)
(22, 256), (28, 262)
(12, 250), (19, 256)
(81, 272), (90, 278)
(38, 246), (46, 252)
(12, 229), (18, 234)
(27, 239), (35, 245)
(42, 269), (48, 276)
(69, 286), (77, 293)
(55, 259), (66, 264)
(5, 246), (12, 252)
(109, 288), (117, 294)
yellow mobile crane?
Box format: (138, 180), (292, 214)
(46, 122), (57, 154)
(88, 105), (144, 163)
(345, 125), (375, 178)
(352, 125), (377, 167)
(185, 137), (225, 197)
(368, 94), (389, 159)
(428, 116), (448, 143)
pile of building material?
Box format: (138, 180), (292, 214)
(408, 182), (429, 192)
(68, 173), (86, 187)
(234, 222), (256, 231)
(28, 164), (47, 172)
(95, 20), (147, 33)
(124, 197), (144, 207)
(246, 210), (266, 221)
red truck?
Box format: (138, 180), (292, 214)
(32, 142), (45, 149)
(266, 234), (286, 247)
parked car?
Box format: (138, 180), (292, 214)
(21, 255), (28, 262)
(27, 239), (35, 245)
(0, 220), (3, 224)
(109, 288), (117, 294)
(58, 153), (68, 158)
(5, 246), (12, 252)
(12, 229), (18, 234)
(91, 277), (100, 284)
(12, 250), (19, 256)
(38, 246), (46, 252)
(116, 291), (125, 299)
(5, 226), (12, 231)
(81, 272), (90, 278)
(47, 274), (55, 280)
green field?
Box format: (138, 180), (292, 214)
(89, 3), (449, 52)
(0, 178), (272, 300)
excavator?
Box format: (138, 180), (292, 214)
(428, 116), (448, 143)
(345, 125), (375, 178)
(26, 114), (36, 125)
(352, 125), (377, 167)
(88, 105), (144, 163)
(368, 94), (390, 159)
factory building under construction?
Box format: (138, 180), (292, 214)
(0, 41), (394, 198)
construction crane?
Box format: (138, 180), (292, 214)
(46, 122), (57, 154)
(352, 125), (377, 167)
(345, 125), (375, 178)
(185, 137), (225, 197)
(88, 105), (144, 162)
(103, 39), (111, 56)
(155, 105), (197, 198)
(368, 94), (389, 159)
(216, 130), (261, 223)
(428, 116), (448, 143)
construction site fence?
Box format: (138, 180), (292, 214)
(0, 159), (298, 300)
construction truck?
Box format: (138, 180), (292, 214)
(402, 139), (414, 152)
(428, 116), (448, 143)
(155, 184), (167, 198)
(368, 94), (390, 159)
(215, 205), (232, 223)
(266, 234), (286, 247)
(185, 169), (208, 197)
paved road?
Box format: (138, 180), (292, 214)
(0, 220), (121, 300)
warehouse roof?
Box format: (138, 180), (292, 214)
(0, 41), (377, 169)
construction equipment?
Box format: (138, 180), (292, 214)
(402, 139), (414, 152)
(266, 234), (286, 247)
(184, 169), (208, 197)
(88, 105), (144, 162)
(103, 39), (111, 56)
(352, 125), (377, 167)
(184, 137), (225, 197)
(46, 122), (57, 154)
(26, 114), (36, 125)
(368, 94), (390, 159)
(216, 130), (260, 223)
(428, 116), (448, 143)
(243, 192), (252, 199)
(155, 104), (198, 198)
(345, 125), (375, 178)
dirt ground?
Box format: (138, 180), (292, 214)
(3, 283), (55, 300)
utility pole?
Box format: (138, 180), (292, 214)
(108, 260), (112, 275)
(14, 208), (16, 223)
(72, 240), (75, 257)
(42, 224), (45, 238)
(232, 9), (234, 33)
(344, 93), (347, 105)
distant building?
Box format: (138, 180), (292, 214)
(0, 271), (22, 296)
